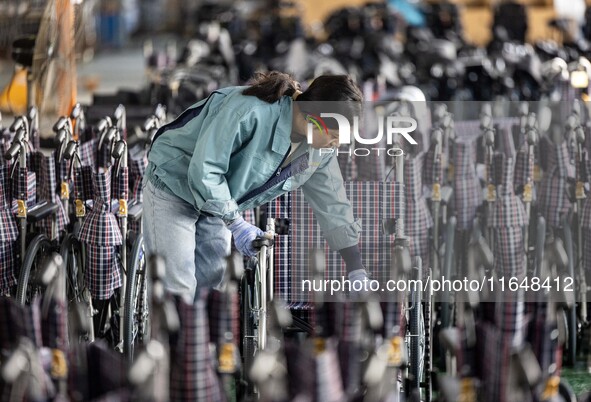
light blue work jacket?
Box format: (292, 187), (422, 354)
(146, 86), (361, 250)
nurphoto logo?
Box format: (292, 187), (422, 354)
(306, 112), (418, 157)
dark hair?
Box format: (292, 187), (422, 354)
(242, 71), (301, 103)
(243, 72), (363, 127)
(297, 75), (363, 103)
(297, 75), (363, 128)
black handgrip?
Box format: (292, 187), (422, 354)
(63, 140), (77, 160)
(52, 116), (68, 133)
(112, 139), (126, 159)
(252, 237), (274, 249)
(4, 142), (20, 160)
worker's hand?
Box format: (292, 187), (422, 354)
(227, 216), (266, 257)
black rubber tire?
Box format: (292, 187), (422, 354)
(563, 224), (577, 366)
(240, 274), (257, 398)
(16, 234), (51, 305)
(409, 257), (423, 395)
(61, 233), (91, 342)
(123, 233), (148, 361)
(424, 267), (433, 402)
(61, 233), (84, 303)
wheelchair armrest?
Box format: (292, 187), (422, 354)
(252, 237), (274, 249)
(27, 202), (59, 223)
(128, 202), (143, 221)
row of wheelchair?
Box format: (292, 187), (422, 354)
(0, 103), (165, 399)
(241, 100), (591, 402)
(1, 98), (591, 402)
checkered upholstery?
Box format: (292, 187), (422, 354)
(490, 154), (528, 228)
(404, 154), (433, 267)
(170, 297), (224, 402)
(40, 292), (68, 352)
(98, 143), (114, 170)
(129, 154), (148, 203)
(0, 165), (18, 295)
(79, 138), (98, 168)
(73, 165), (95, 201)
(32, 152), (69, 239)
(316, 340), (346, 402)
(267, 194), (294, 304)
(382, 300), (404, 338)
(0, 128), (11, 154)
(207, 289), (239, 347)
(527, 302), (561, 374)
(478, 152), (528, 400)
(67, 341), (128, 402)
(538, 137), (575, 228)
(0, 296), (44, 349)
(453, 139), (482, 231)
(112, 166), (128, 201)
(78, 167), (123, 300)
(423, 140), (443, 186)
(11, 167), (36, 209)
(285, 182), (400, 304)
(513, 146), (534, 193)
(284, 339), (315, 400)
(583, 198), (591, 283)
(478, 321), (516, 402)
(494, 126), (516, 158)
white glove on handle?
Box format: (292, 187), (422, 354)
(227, 216), (265, 257)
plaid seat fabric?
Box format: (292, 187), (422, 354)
(513, 145), (534, 195)
(79, 138), (98, 168)
(315, 339), (346, 402)
(170, 297), (225, 402)
(583, 198), (591, 283)
(453, 139), (483, 231)
(494, 126), (516, 158)
(40, 292), (68, 352)
(78, 167), (123, 300)
(0, 128), (12, 154)
(526, 302), (562, 375)
(11, 167), (37, 209)
(488, 154), (527, 344)
(73, 165), (95, 201)
(477, 321), (522, 402)
(490, 154), (528, 229)
(111, 166), (129, 201)
(67, 341), (127, 402)
(288, 182), (398, 304)
(207, 289), (239, 347)
(0, 296), (43, 349)
(266, 194), (292, 301)
(128, 154), (148, 234)
(32, 152), (69, 239)
(129, 154), (148, 203)
(423, 140), (443, 186)
(538, 137), (575, 228)
(0, 165), (18, 295)
(98, 143), (114, 170)
(404, 154), (433, 267)
(284, 339), (316, 400)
